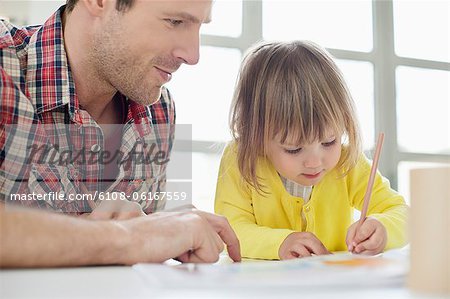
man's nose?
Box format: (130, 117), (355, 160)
(172, 31), (200, 65)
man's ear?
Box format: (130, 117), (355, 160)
(79, 0), (115, 17)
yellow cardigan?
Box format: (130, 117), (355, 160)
(215, 144), (409, 260)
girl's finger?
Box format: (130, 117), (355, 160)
(291, 245), (311, 258)
(346, 224), (358, 251)
(353, 222), (376, 245)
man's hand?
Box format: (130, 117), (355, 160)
(279, 232), (330, 260)
(88, 201), (241, 262)
(163, 205), (241, 262)
(0, 205), (231, 267)
(118, 211), (236, 264)
(346, 217), (387, 255)
(189, 209), (241, 262)
(86, 197), (145, 220)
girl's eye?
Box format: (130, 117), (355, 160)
(284, 148), (302, 155)
(322, 139), (337, 147)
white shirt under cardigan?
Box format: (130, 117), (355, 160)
(280, 175), (313, 231)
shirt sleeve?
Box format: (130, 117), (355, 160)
(141, 86), (176, 213)
(0, 66), (51, 207)
(348, 154), (409, 249)
(214, 144), (294, 260)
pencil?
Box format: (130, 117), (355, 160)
(359, 132), (385, 224)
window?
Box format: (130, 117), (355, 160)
(201, 0), (242, 37)
(336, 60), (375, 150)
(166, 46), (241, 142)
(393, 1), (449, 63)
(191, 0), (449, 210)
(396, 67), (450, 154)
(3, 0), (449, 211)
(263, 0), (373, 52)
(392, 0), (450, 196)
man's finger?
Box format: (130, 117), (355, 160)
(214, 223), (241, 262)
(115, 210), (145, 220)
(194, 211), (241, 262)
(88, 210), (114, 220)
(176, 251), (191, 263)
(183, 244), (221, 263)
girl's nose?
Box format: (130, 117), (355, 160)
(303, 153), (321, 169)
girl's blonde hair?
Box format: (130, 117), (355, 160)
(230, 40), (362, 192)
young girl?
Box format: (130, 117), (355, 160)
(215, 41), (409, 260)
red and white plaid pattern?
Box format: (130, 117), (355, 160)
(0, 6), (175, 214)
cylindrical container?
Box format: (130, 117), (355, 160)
(408, 166), (450, 295)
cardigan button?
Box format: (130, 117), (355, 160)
(304, 206), (311, 213)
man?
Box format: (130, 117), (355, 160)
(0, 0), (241, 266)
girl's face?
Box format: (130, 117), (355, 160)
(266, 132), (342, 186)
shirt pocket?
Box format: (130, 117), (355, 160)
(28, 163), (80, 211)
(126, 173), (166, 213)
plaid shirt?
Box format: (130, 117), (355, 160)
(0, 6), (175, 213)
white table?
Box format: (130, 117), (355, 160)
(0, 263), (437, 299)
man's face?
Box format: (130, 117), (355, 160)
(91, 0), (212, 105)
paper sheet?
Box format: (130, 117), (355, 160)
(133, 250), (409, 288)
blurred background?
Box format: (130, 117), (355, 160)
(1, 0), (449, 212)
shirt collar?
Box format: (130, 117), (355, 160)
(26, 5), (78, 118)
(280, 175), (313, 201)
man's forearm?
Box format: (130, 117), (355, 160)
(1, 203), (242, 267)
(0, 206), (128, 268)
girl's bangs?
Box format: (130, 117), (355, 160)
(267, 84), (344, 146)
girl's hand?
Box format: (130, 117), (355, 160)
(279, 232), (331, 260)
(346, 217), (387, 255)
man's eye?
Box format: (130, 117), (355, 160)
(322, 139), (337, 147)
(166, 19), (183, 26)
(284, 148), (302, 155)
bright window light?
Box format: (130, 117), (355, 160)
(394, 0), (450, 62)
(263, 0), (373, 52)
(166, 46), (242, 142)
(201, 0), (242, 37)
(336, 59), (375, 150)
(396, 66), (450, 154)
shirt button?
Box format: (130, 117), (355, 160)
(305, 206), (310, 213)
(90, 144), (102, 153)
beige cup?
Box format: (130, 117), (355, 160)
(408, 166), (450, 295)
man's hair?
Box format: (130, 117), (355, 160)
(65, 0), (135, 13)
